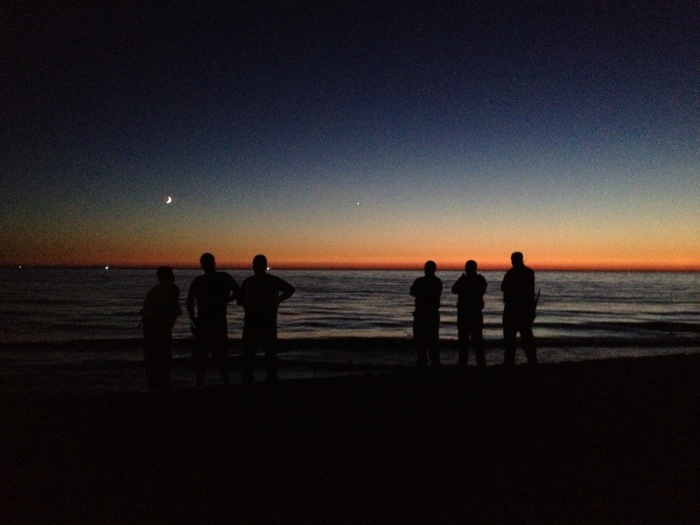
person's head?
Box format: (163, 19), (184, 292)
(200, 253), (216, 273)
(511, 252), (524, 267)
(424, 260), (437, 276)
(156, 266), (174, 284)
(465, 260), (477, 274)
(252, 254), (268, 275)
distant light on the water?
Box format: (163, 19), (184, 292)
(105, 266), (109, 270)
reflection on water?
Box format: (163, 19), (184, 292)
(0, 269), (698, 344)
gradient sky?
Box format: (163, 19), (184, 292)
(1, 2), (698, 270)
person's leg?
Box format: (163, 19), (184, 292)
(152, 337), (172, 395)
(263, 317), (278, 383)
(427, 312), (440, 367)
(264, 343), (278, 383)
(144, 338), (157, 393)
(192, 336), (207, 388)
(241, 320), (256, 383)
(212, 324), (230, 385)
(457, 310), (468, 369)
(414, 315), (428, 368)
(242, 346), (255, 383)
(471, 313), (486, 368)
(521, 322), (537, 365)
(503, 313), (517, 367)
(214, 345), (229, 385)
(161, 339), (173, 394)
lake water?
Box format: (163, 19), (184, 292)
(1, 268), (698, 343)
(0, 269), (698, 392)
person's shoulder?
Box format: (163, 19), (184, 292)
(190, 273), (206, 286)
(414, 276), (428, 286)
(241, 274), (268, 287)
(190, 274), (209, 293)
(268, 273), (291, 286)
(215, 270), (236, 284)
(522, 265), (535, 276)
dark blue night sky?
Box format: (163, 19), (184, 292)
(1, 2), (698, 269)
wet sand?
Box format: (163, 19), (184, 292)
(0, 353), (698, 523)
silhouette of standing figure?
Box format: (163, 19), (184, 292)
(501, 252), (537, 366)
(187, 253), (239, 387)
(141, 266), (181, 395)
(237, 255), (295, 383)
(410, 261), (443, 368)
(452, 260), (487, 369)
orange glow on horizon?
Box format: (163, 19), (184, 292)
(3, 231), (699, 272)
(4, 256), (699, 272)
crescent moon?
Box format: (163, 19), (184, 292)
(166, 196), (172, 204)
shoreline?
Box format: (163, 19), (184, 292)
(1, 337), (698, 397)
(1, 354), (698, 522)
(2, 330), (699, 350)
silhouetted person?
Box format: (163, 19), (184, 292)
(140, 266), (181, 396)
(452, 260), (487, 369)
(187, 253), (238, 387)
(501, 252), (537, 366)
(237, 255), (295, 383)
(410, 260), (443, 368)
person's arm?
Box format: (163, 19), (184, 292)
(528, 270), (537, 320)
(141, 288), (155, 323)
(186, 284), (197, 324)
(451, 275), (464, 294)
(236, 281), (245, 306)
(277, 278), (295, 303)
(167, 286), (182, 327)
(174, 285), (183, 317)
(227, 277), (240, 304)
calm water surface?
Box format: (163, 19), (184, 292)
(1, 268), (698, 344)
(0, 269), (698, 392)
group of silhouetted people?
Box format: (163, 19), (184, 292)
(140, 253), (295, 395)
(411, 252), (537, 370)
(141, 251), (537, 395)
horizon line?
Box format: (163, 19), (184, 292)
(3, 264), (699, 273)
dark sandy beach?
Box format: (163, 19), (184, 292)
(0, 353), (698, 523)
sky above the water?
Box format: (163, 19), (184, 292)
(1, 2), (698, 270)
